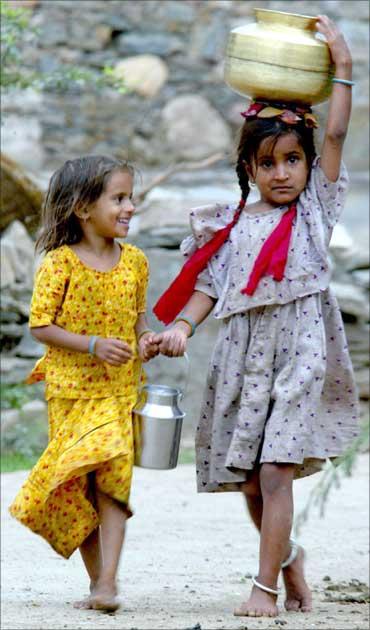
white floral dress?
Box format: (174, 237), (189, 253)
(180, 158), (360, 491)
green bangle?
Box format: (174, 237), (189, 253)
(174, 315), (197, 338)
(332, 77), (354, 87)
(88, 335), (99, 354)
(137, 329), (154, 342)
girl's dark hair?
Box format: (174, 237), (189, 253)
(36, 155), (134, 252)
(236, 117), (317, 203)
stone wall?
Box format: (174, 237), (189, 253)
(1, 0), (369, 441)
(2, 0), (369, 176)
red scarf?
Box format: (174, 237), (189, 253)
(153, 201), (296, 325)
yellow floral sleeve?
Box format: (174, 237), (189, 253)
(29, 250), (71, 328)
(136, 249), (149, 314)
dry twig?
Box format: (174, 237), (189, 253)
(134, 152), (225, 207)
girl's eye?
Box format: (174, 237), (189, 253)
(261, 160), (273, 169)
(116, 193), (133, 202)
(288, 155), (299, 164)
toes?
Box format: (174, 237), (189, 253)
(233, 607), (257, 617)
(234, 607), (247, 616)
(285, 597), (312, 613)
(234, 606), (276, 618)
(268, 608), (278, 617)
(73, 600), (92, 610)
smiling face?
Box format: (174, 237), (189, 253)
(246, 132), (309, 207)
(85, 169), (135, 239)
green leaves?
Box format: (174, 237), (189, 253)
(0, 2), (126, 93)
(294, 418), (369, 534)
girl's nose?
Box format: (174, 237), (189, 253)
(125, 199), (135, 213)
(275, 164), (288, 180)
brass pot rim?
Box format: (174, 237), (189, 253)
(254, 7), (317, 21)
(253, 7), (317, 31)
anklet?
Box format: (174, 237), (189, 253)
(281, 538), (299, 568)
(252, 576), (280, 596)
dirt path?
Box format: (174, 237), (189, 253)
(1, 454), (369, 630)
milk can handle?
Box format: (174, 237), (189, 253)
(138, 351), (190, 397)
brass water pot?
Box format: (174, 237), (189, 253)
(224, 8), (334, 105)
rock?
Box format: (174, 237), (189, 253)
(1, 115), (44, 174)
(192, 15), (229, 63)
(20, 400), (47, 423)
(351, 269), (370, 289)
(341, 174), (370, 255)
(354, 368), (370, 399)
(0, 292), (30, 319)
(161, 95), (232, 160)
(330, 223), (355, 261)
(329, 222), (369, 273)
(0, 221), (36, 289)
(0, 310), (21, 324)
(0, 323), (25, 340)
(134, 183), (238, 247)
(114, 55), (169, 98)
(116, 32), (182, 56)
(11, 324), (44, 359)
(0, 246), (16, 288)
(345, 323), (370, 368)
(70, 22), (112, 51)
(0, 409), (20, 434)
(158, 1), (196, 31)
(330, 281), (369, 322)
(0, 356), (36, 385)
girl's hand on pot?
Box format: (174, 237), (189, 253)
(316, 15), (351, 66)
(95, 337), (133, 365)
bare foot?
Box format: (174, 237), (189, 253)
(73, 597), (93, 610)
(73, 581), (96, 609)
(283, 545), (312, 612)
(234, 584), (279, 617)
(89, 581), (120, 613)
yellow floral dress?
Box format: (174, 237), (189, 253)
(9, 243), (148, 558)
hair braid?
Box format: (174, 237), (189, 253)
(236, 156), (250, 203)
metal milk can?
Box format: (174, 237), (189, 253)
(133, 354), (188, 470)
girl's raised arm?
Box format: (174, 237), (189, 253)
(316, 15), (353, 182)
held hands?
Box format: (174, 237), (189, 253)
(138, 332), (160, 362)
(316, 15), (352, 66)
(152, 323), (189, 357)
(94, 337), (133, 366)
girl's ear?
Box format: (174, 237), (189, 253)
(243, 160), (256, 184)
(244, 162), (255, 184)
(74, 204), (90, 222)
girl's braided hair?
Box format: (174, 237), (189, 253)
(235, 118), (317, 203)
(36, 155), (134, 253)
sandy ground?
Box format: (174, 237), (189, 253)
(1, 454), (369, 630)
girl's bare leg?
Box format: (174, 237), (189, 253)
(239, 465), (312, 614)
(89, 488), (127, 612)
(235, 463), (294, 617)
(74, 528), (102, 609)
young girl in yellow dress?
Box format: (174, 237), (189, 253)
(9, 155), (159, 612)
